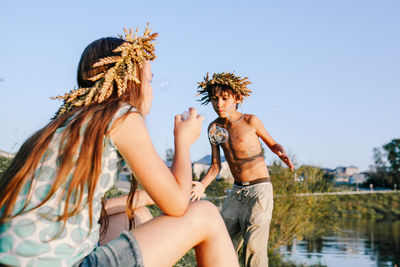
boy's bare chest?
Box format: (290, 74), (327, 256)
(227, 125), (253, 143)
(219, 123), (258, 149)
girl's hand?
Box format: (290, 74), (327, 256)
(174, 107), (204, 147)
(190, 181), (205, 201)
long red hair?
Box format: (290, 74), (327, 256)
(0, 37), (143, 232)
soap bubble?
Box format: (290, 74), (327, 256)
(227, 103), (244, 123)
(182, 110), (210, 121)
(181, 110), (190, 121)
(154, 77), (172, 91)
(208, 126), (229, 145)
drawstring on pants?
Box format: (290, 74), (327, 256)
(236, 187), (249, 203)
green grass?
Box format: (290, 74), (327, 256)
(324, 192), (400, 219)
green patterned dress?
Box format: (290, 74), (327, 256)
(0, 103), (136, 266)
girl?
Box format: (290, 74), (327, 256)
(0, 27), (238, 267)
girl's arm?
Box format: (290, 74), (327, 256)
(111, 108), (203, 216)
(103, 190), (154, 216)
(251, 115), (294, 171)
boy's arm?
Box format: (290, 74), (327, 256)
(251, 115), (294, 171)
(191, 142), (222, 201)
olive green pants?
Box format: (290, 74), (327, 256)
(221, 182), (273, 267)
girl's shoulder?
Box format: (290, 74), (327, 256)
(109, 103), (140, 126)
(108, 103), (146, 141)
(115, 102), (138, 117)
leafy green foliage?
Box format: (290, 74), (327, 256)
(367, 139), (400, 188)
(103, 186), (126, 199)
(268, 161), (338, 251)
(165, 148), (174, 162)
(204, 178), (231, 197)
(384, 139), (400, 175)
(327, 192), (400, 220)
(174, 249), (196, 267)
(147, 204), (162, 217)
(0, 155), (12, 177)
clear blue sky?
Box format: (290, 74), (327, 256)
(1, 0), (399, 172)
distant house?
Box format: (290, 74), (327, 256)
(192, 155), (234, 184)
(332, 166), (361, 183)
(348, 172), (367, 184)
(335, 166), (346, 177)
(344, 166), (359, 176)
(192, 156), (210, 180)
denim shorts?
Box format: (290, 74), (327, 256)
(77, 231), (144, 267)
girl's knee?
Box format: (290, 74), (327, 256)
(189, 200), (220, 217)
(188, 201), (225, 231)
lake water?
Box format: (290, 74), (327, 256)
(280, 218), (400, 267)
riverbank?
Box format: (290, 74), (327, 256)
(281, 217), (400, 267)
(321, 191), (400, 219)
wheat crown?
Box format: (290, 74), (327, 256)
(197, 72), (252, 105)
(52, 24), (158, 117)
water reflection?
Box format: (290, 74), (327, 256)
(281, 218), (400, 266)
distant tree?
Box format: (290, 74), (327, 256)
(296, 165), (333, 192)
(0, 156), (12, 177)
(261, 144), (266, 158)
(199, 170), (206, 180)
(372, 147), (387, 172)
(204, 178), (231, 197)
(366, 139), (400, 188)
(323, 171), (335, 185)
(383, 139), (400, 177)
(165, 148), (174, 161)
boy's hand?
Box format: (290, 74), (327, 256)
(278, 151), (295, 172)
(190, 181), (205, 201)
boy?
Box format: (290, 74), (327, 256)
(191, 72), (294, 267)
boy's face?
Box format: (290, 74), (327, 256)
(211, 90), (241, 119)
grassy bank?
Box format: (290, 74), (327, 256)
(323, 191), (400, 220)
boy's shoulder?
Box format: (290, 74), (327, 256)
(242, 114), (268, 132)
(208, 117), (223, 128)
(243, 113), (261, 125)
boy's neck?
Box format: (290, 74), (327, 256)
(218, 110), (244, 124)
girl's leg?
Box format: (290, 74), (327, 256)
(100, 206), (153, 245)
(131, 200), (239, 267)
